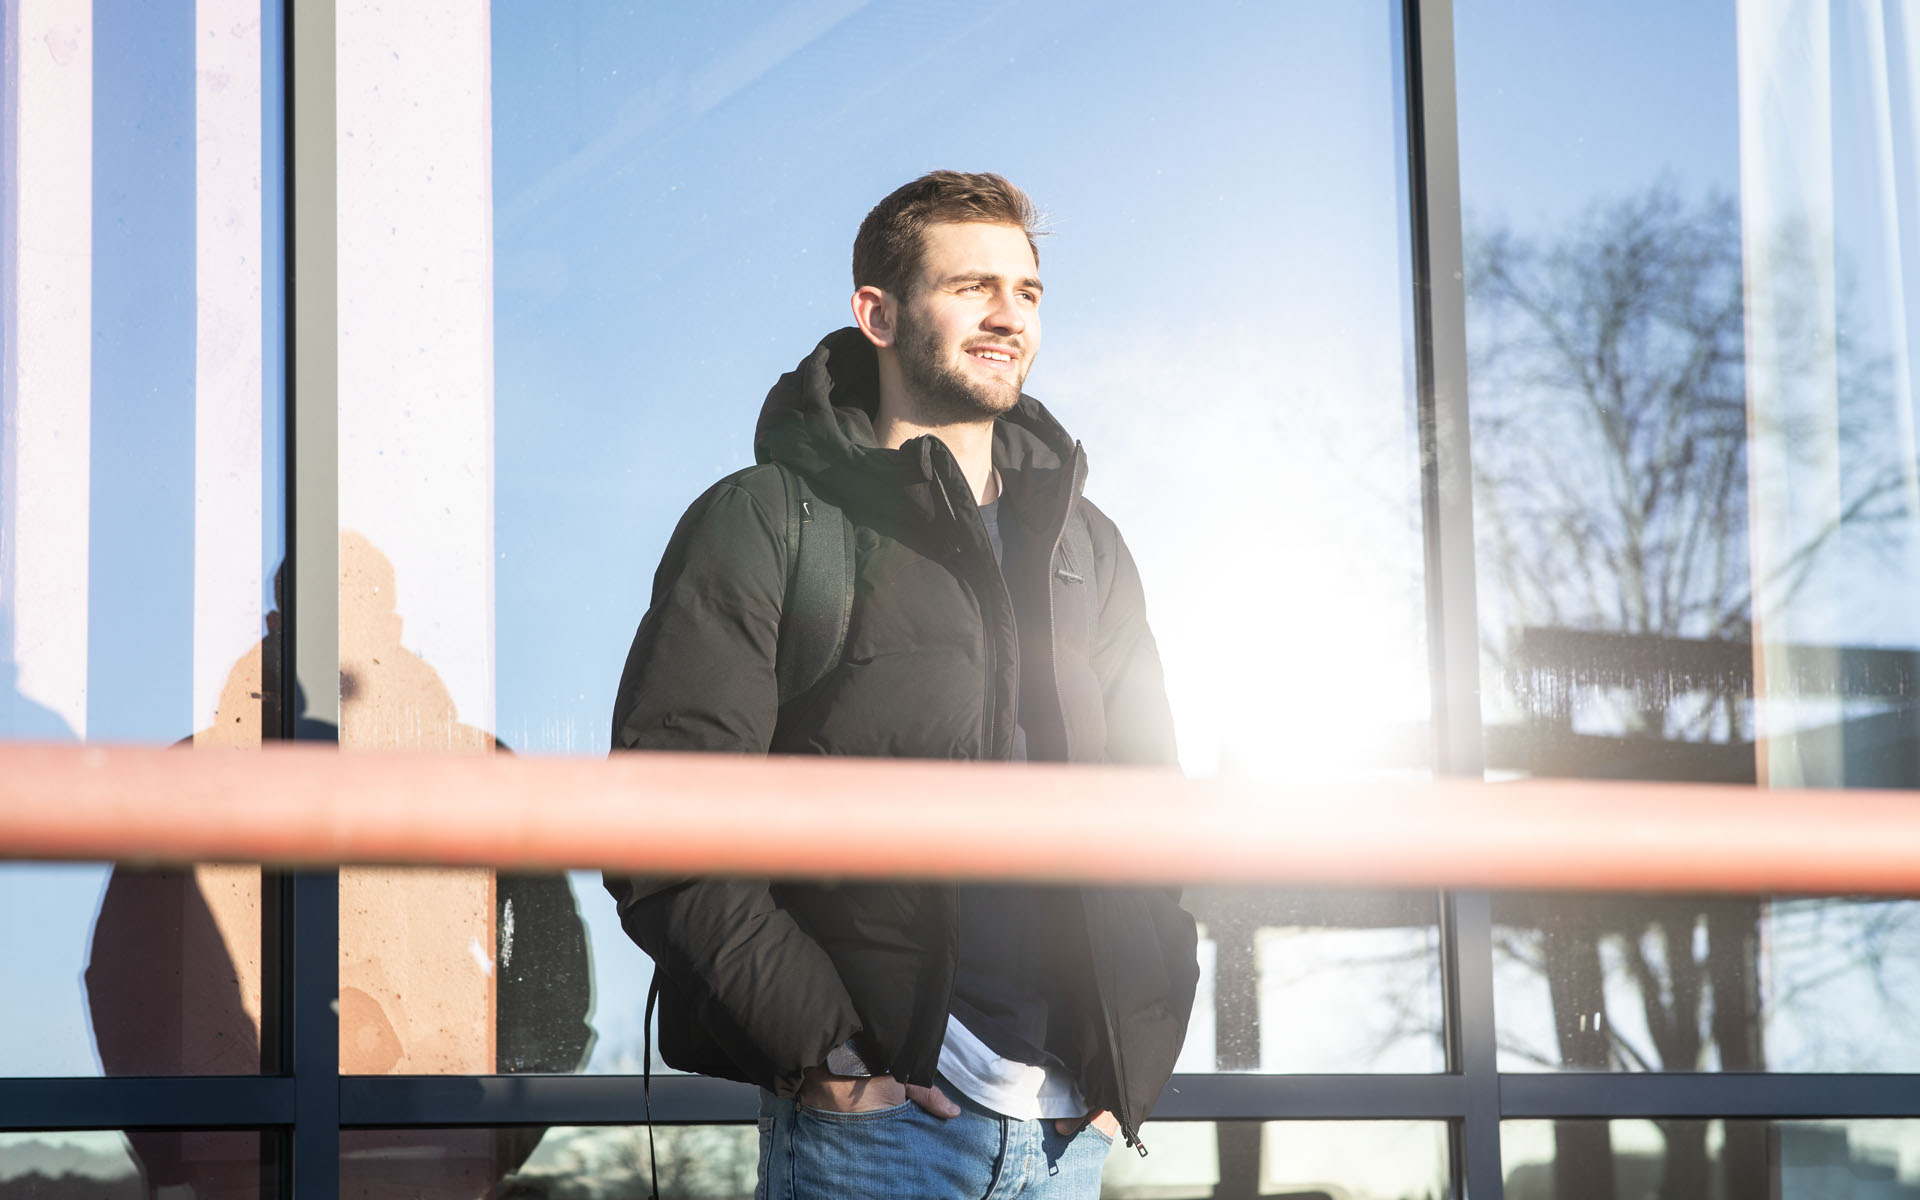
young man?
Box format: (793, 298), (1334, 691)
(606, 171), (1197, 1199)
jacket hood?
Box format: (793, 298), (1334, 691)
(754, 327), (1082, 525)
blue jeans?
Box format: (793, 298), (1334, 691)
(755, 1079), (1114, 1200)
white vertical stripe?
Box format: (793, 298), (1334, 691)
(1891, 0), (1920, 502)
(1738, 0), (1840, 787)
(2, 1), (92, 740)
(1857, 1), (1919, 521)
(193, 0), (265, 742)
(336, 0), (495, 740)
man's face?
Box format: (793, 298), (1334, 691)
(891, 221), (1043, 425)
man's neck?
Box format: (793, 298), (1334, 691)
(875, 403), (1000, 505)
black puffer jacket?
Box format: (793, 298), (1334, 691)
(605, 328), (1198, 1147)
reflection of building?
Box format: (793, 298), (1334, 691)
(1504, 1124), (1920, 1200)
(1494, 627), (1920, 786)
(6, 2), (1920, 1199)
(1776, 1126), (1920, 1200)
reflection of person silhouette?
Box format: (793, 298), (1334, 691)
(333, 532), (592, 1192)
(83, 538), (590, 1195)
(331, 532), (591, 1078)
(85, 568), (286, 1196)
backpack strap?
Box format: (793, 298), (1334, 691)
(774, 465), (855, 705)
(641, 975), (661, 1200)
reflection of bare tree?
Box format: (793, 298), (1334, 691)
(1468, 185), (1903, 1200)
(1472, 186), (1900, 703)
(1472, 187), (1751, 683)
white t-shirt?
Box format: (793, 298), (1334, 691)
(936, 1013), (1087, 1120)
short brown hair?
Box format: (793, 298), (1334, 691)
(852, 171), (1042, 297)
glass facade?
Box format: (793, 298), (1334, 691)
(0, 0), (283, 1078)
(4, 2), (1920, 1199)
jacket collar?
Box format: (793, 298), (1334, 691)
(754, 327), (1084, 539)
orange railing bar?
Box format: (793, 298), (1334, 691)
(0, 741), (1912, 894)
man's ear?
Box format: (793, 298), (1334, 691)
(851, 285), (897, 349)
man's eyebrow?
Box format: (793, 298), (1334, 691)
(940, 271), (1045, 294)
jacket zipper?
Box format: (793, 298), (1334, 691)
(1093, 898), (1148, 1156)
(929, 462), (1001, 754)
(1052, 445), (1145, 1153)
(942, 439), (1139, 1146)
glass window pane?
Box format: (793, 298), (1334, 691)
(0, 0), (283, 1078)
(1187, 888), (1444, 1075)
(484, 4), (1428, 779)
(1502, 1119), (1920, 1200)
(343, 1122), (1450, 1200)
(343, 1127), (758, 1200)
(1454, 0), (1753, 784)
(1494, 893), (1920, 1073)
(333, 0), (1436, 1081)
(0, 1130), (269, 1199)
(1109, 1120), (1452, 1200)
(0, 863), (272, 1077)
(1457, 1), (1920, 1074)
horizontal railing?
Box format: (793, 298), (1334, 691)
(0, 741), (1914, 893)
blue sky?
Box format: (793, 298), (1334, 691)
(1454, 0), (1742, 230)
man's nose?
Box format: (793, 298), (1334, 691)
(983, 292), (1025, 334)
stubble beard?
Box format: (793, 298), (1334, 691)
(894, 308), (1026, 427)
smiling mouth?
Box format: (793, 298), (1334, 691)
(969, 347), (1016, 365)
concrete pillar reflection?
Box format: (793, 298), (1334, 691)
(333, 0), (499, 1128)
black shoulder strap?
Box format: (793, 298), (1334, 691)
(774, 465), (855, 705)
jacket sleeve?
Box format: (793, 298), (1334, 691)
(1082, 501), (1180, 769)
(603, 471), (861, 1093)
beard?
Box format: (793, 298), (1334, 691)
(894, 308), (1026, 426)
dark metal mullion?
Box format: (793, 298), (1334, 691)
(288, 873), (338, 1195)
(287, 0), (340, 1194)
(339, 1067), (1920, 1130)
(1401, 0), (1491, 1194)
(1501, 1073), (1920, 1119)
(1406, 0), (1480, 785)
(1444, 893), (1502, 1199)
(338, 1073), (1475, 1128)
(287, 0), (337, 741)
(0, 1078), (297, 1130)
